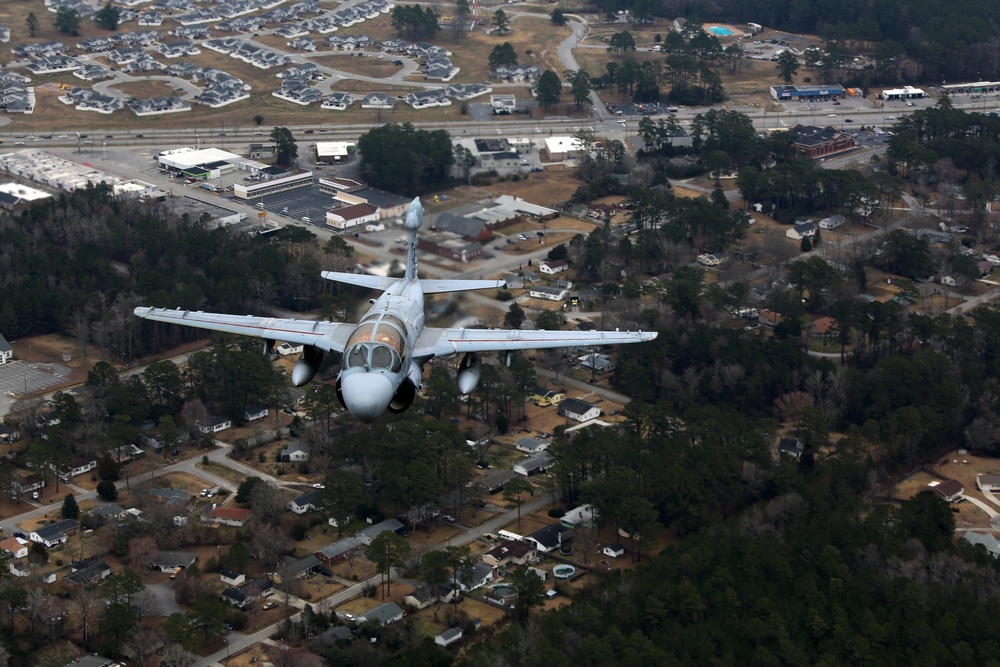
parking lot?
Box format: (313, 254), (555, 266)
(231, 185), (334, 229)
(0, 360), (71, 412)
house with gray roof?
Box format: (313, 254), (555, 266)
(322, 92), (354, 110)
(357, 601), (404, 625)
(0, 334), (11, 364)
(559, 398), (601, 423)
(148, 487), (189, 505)
(288, 490), (322, 514)
(315, 536), (361, 564)
(513, 451), (552, 476)
(964, 531), (1000, 557)
(515, 437), (549, 454)
(280, 441), (310, 462)
(30, 519), (79, 548)
(361, 93), (395, 109)
(356, 519), (404, 545)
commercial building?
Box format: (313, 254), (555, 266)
(770, 84), (847, 101)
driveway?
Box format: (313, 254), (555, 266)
(145, 582), (183, 616)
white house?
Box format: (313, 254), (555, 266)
(0, 536), (28, 560)
(818, 214), (846, 230)
(978, 474), (1000, 492)
(602, 542), (625, 558)
(29, 519), (79, 548)
(964, 532), (1000, 557)
(356, 519), (404, 546)
(244, 404), (268, 422)
(558, 398), (601, 423)
(528, 286), (568, 301)
(0, 334), (11, 364)
(287, 490), (321, 514)
(515, 437), (549, 454)
(357, 602), (405, 626)
(198, 415), (232, 434)
(513, 451), (552, 476)
(435, 627), (464, 647)
(220, 569), (246, 586)
(539, 260), (568, 275)
(281, 441), (310, 462)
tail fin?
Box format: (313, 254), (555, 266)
(404, 197), (422, 282)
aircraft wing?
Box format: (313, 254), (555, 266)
(413, 327), (657, 358)
(321, 271), (399, 291)
(133, 307), (354, 353)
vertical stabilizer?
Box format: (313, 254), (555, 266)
(403, 197), (422, 282)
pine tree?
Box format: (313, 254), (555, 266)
(62, 494), (80, 520)
(26, 12), (39, 38)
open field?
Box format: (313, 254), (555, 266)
(313, 53), (405, 78)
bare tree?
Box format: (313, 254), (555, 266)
(159, 642), (194, 667)
(128, 536), (158, 571)
(250, 521), (288, 567)
(72, 586), (105, 646)
(179, 399), (210, 435)
(249, 481), (281, 524)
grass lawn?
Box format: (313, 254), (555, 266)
(313, 53), (404, 78)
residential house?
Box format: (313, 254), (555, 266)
(539, 260), (568, 275)
(560, 504), (596, 528)
(530, 386), (565, 406)
(202, 505), (253, 527)
(513, 451), (552, 476)
(602, 543), (625, 559)
(977, 474), (1000, 492)
(503, 274), (524, 289)
(524, 523), (570, 554)
(964, 532), (1000, 557)
(819, 214), (846, 230)
(154, 551), (197, 572)
(457, 562), (494, 592)
(315, 537), (361, 564)
(280, 441), (310, 462)
(558, 398), (601, 423)
(356, 519), (405, 546)
(481, 541), (536, 571)
(474, 469), (518, 495)
(279, 554), (321, 580)
(220, 569), (246, 587)
(0, 425), (16, 443)
(62, 561), (111, 588)
(528, 286), (568, 301)
(0, 536), (28, 560)
(321, 626), (354, 645)
(0, 334), (11, 363)
(577, 353), (615, 374)
(931, 479), (964, 503)
(808, 316), (837, 339)
(786, 222), (816, 241)
(198, 416), (232, 435)
(245, 404), (268, 422)
(404, 584), (459, 610)
(10, 472), (44, 498)
(148, 487), (189, 506)
(288, 491), (322, 514)
(515, 437), (549, 454)
(778, 437), (805, 459)
(221, 577), (273, 608)
(56, 456), (98, 482)
(8, 560), (30, 577)
(758, 309), (786, 327)
(435, 627), (464, 647)
(357, 602), (404, 626)
(30, 519), (79, 548)
(89, 503), (126, 521)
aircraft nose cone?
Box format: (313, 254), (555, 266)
(341, 373), (394, 423)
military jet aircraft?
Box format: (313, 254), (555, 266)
(134, 198), (657, 423)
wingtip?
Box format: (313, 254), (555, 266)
(134, 306), (151, 318)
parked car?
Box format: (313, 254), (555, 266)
(442, 515), (456, 523)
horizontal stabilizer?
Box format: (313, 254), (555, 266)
(421, 279), (505, 294)
(321, 271), (398, 291)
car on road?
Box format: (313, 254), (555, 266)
(827, 113), (837, 117)
(313, 483), (325, 489)
(393, 60), (403, 65)
(517, 234), (528, 240)
(845, 118), (853, 122)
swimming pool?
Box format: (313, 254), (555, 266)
(492, 584), (518, 598)
(708, 26), (735, 36)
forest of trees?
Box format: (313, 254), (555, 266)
(592, 0), (1000, 84)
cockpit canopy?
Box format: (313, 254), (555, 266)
(344, 315), (406, 372)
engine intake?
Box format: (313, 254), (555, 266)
(456, 352), (482, 395)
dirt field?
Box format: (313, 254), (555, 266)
(478, 172), (587, 209)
